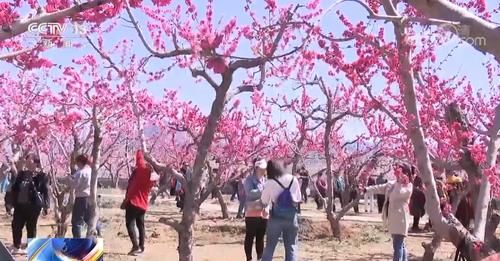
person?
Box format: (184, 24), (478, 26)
(230, 171), (239, 202)
(410, 176), (425, 232)
(364, 176), (376, 213)
(175, 165), (189, 212)
(424, 176), (449, 231)
(122, 150), (158, 256)
(68, 154), (92, 238)
(261, 160), (301, 261)
(298, 167), (310, 204)
(364, 163), (414, 261)
(293, 170), (302, 214)
(243, 158), (268, 261)
(0, 163), (11, 193)
(149, 172), (169, 205)
(448, 177), (474, 229)
(169, 176), (176, 196)
(333, 174), (345, 211)
(375, 173), (388, 213)
(348, 176), (359, 213)
(7, 154), (50, 255)
(210, 168), (219, 199)
(314, 171), (327, 210)
(236, 168), (248, 219)
(181, 162), (192, 182)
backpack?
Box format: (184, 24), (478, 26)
(271, 178), (298, 220)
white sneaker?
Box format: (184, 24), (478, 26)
(11, 248), (27, 255)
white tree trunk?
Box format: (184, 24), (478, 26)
(406, 0), (500, 61)
(87, 107), (102, 237)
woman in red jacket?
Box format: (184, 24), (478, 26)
(123, 150), (157, 256)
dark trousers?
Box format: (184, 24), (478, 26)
(314, 194), (325, 209)
(176, 194), (185, 211)
(125, 203), (146, 250)
(230, 182), (238, 201)
(350, 190), (359, 213)
(301, 184), (308, 203)
(244, 217), (267, 261)
(72, 197), (91, 238)
(12, 204), (41, 249)
(412, 215), (421, 230)
(377, 195), (385, 214)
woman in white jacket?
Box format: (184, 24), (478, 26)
(364, 163), (414, 261)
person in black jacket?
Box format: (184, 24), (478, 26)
(410, 176), (426, 232)
(7, 154), (50, 255)
(375, 173), (387, 213)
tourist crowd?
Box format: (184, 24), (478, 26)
(0, 152), (476, 261)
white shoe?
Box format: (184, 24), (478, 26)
(11, 248), (27, 255)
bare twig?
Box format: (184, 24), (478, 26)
(124, 0), (191, 58)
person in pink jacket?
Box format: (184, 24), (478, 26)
(364, 163), (414, 261)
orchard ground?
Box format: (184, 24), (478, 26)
(1, 189), (495, 261)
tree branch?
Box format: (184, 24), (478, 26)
(158, 217), (182, 232)
(190, 68), (219, 90)
(124, 0), (191, 58)
(406, 0), (500, 61)
(86, 36), (122, 75)
(0, 0), (111, 41)
(0, 48), (35, 60)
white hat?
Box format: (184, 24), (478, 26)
(255, 159), (267, 169)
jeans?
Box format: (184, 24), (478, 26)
(72, 197), (91, 238)
(392, 234), (408, 261)
(12, 204), (41, 248)
(125, 203), (146, 250)
(0, 178), (9, 193)
(262, 216), (299, 261)
(244, 217), (267, 261)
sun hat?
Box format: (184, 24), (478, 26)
(255, 159), (267, 169)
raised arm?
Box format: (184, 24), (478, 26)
(366, 182), (390, 195)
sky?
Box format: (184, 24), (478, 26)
(2, 0), (498, 141)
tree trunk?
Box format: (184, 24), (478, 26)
(322, 86), (341, 238)
(406, 0), (500, 61)
(87, 107), (103, 237)
(214, 187), (229, 219)
(51, 185), (73, 237)
(340, 181), (350, 208)
(178, 193), (196, 261)
(291, 133), (306, 176)
(113, 172), (120, 188)
(422, 235), (442, 261)
(327, 213), (341, 239)
(485, 204), (500, 252)
(55, 209), (70, 237)
(175, 74), (233, 261)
